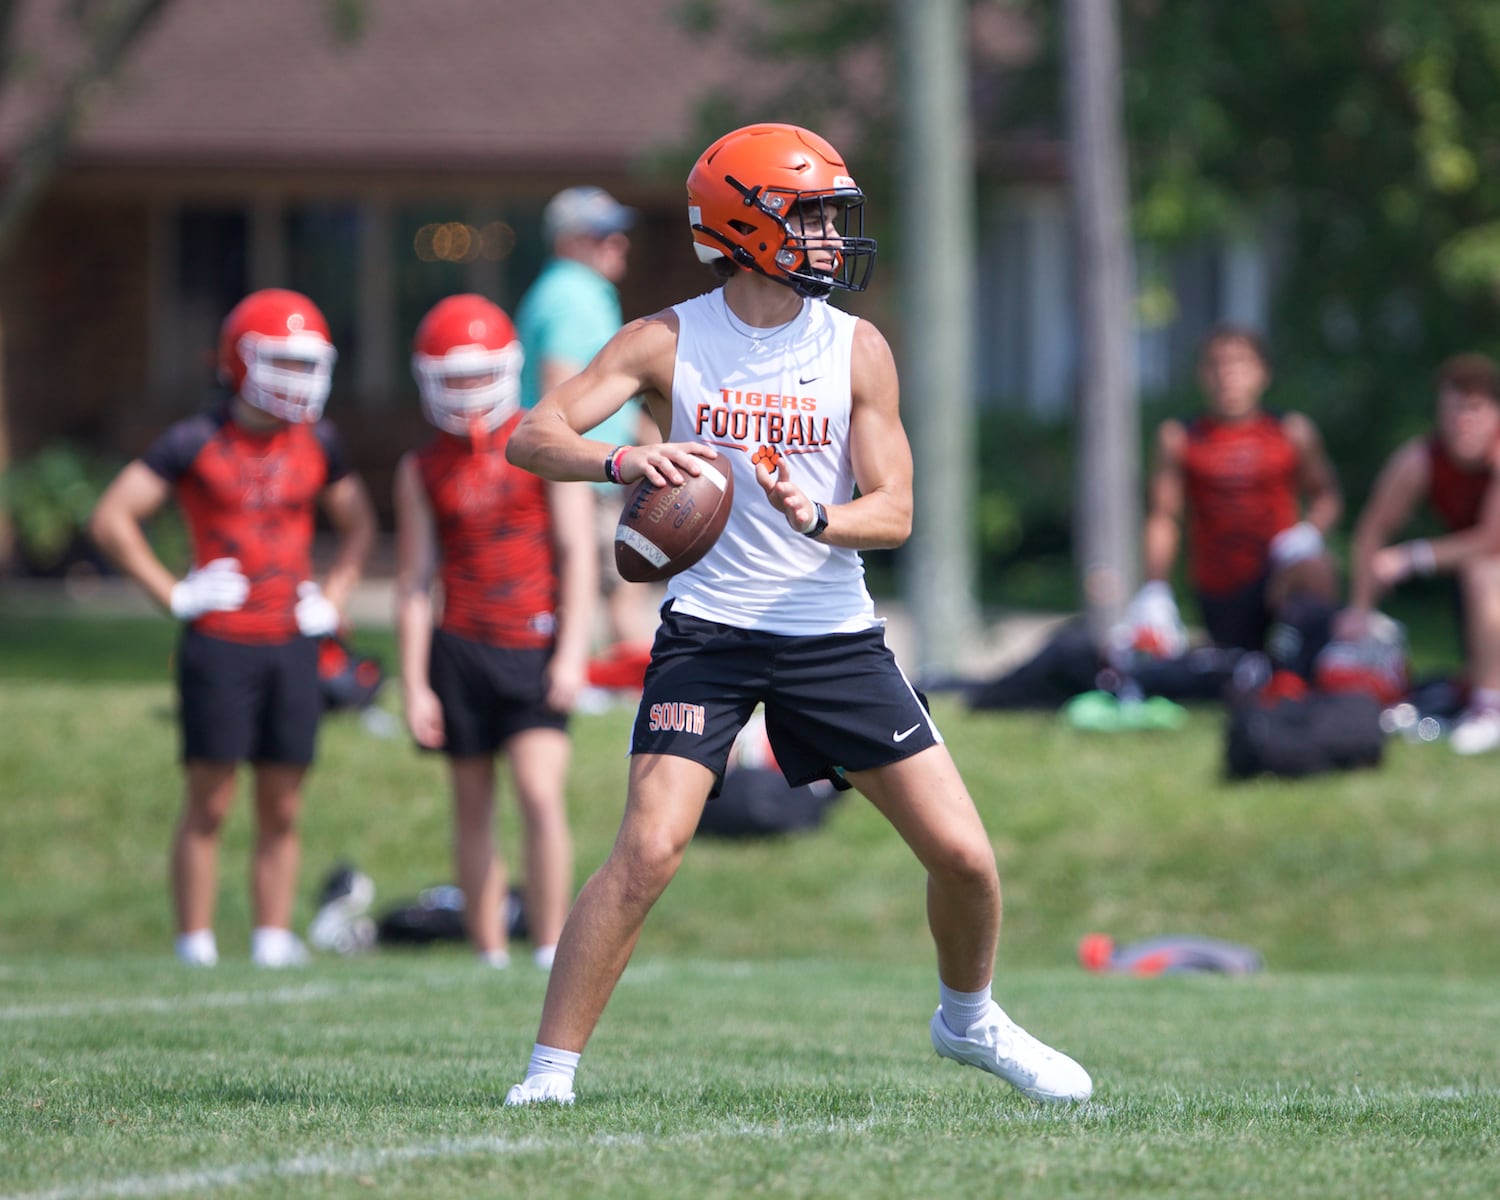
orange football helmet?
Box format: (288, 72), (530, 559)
(411, 294), (523, 437)
(218, 289), (337, 423)
(687, 123), (876, 298)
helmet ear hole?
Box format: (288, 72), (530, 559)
(728, 219), (757, 236)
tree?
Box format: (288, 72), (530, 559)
(0, 0), (364, 569)
(1103, 0), (1500, 496)
(0, 1), (175, 567)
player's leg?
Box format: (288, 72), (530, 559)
(246, 635), (320, 966)
(845, 745), (998, 988)
(506, 752), (715, 1104)
(450, 753), (509, 964)
(508, 606), (759, 1103)
(172, 628), (258, 965)
(172, 760), (238, 963)
(851, 746), (1091, 1103)
(1451, 557), (1500, 754)
(248, 761), (310, 966)
(504, 726), (574, 966)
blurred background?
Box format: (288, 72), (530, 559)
(3, 0), (1499, 667)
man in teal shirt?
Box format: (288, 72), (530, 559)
(517, 187), (660, 652)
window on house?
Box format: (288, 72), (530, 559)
(284, 204), (361, 401)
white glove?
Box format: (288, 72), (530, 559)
(1112, 580), (1188, 660)
(295, 581), (342, 637)
(1269, 521), (1324, 567)
(169, 558), (249, 620)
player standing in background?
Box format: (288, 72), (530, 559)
(516, 186), (661, 653)
(1120, 327), (1343, 677)
(503, 123), (1091, 1107)
(1338, 353), (1500, 753)
(90, 288), (376, 967)
(394, 294), (595, 969)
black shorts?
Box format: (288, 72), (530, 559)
(632, 606), (942, 793)
(177, 628), (322, 765)
(428, 629), (568, 757)
(1196, 573), (1273, 653)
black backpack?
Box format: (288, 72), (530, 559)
(694, 768), (838, 839)
(1225, 690), (1384, 779)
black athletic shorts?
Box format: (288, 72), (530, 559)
(428, 628), (568, 757)
(177, 628), (321, 765)
(1196, 572), (1273, 654)
(632, 605), (942, 793)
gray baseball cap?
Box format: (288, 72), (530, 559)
(543, 186), (637, 241)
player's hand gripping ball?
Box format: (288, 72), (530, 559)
(614, 459), (734, 583)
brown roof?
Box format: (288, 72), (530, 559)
(0, 0), (746, 174)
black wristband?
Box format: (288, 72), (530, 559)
(603, 446), (626, 484)
(803, 502), (828, 539)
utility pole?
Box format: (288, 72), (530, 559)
(1064, 0), (1140, 635)
(898, 0), (979, 674)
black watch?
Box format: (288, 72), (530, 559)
(803, 502), (828, 539)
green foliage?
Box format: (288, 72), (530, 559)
(0, 441), (188, 576)
(0, 441), (118, 570)
(1108, 2), (1500, 460)
(974, 407), (1077, 607)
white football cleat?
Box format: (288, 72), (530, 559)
(931, 1003), (1092, 1103)
(251, 930), (311, 968)
(1450, 708), (1500, 756)
(504, 1073), (576, 1107)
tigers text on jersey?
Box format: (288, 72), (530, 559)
(143, 404), (348, 644)
(414, 418), (558, 649)
(1182, 411), (1300, 597)
(665, 290), (878, 636)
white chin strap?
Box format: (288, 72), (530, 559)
(239, 333), (337, 423)
(413, 344), (523, 437)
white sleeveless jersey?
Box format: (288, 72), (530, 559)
(665, 289), (879, 635)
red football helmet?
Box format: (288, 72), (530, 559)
(411, 294), (524, 437)
(687, 123), (876, 298)
(217, 289), (337, 423)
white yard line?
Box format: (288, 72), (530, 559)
(3, 1120), (881, 1200)
(0, 982), (355, 1022)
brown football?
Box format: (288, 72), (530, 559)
(614, 458), (735, 583)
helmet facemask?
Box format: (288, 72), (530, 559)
(693, 179), (876, 299)
(413, 343), (523, 439)
(237, 332), (337, 423)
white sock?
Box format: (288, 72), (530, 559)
(532, 944), (557, 970)
(939, 981), (993, 1035)
(478, 948), (512, 969)
(526, 1043), (580, 1084)
(175, 929), (218, 966)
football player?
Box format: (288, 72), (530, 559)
(1121, 326), (1343, 677)
(502, 123), (1091, 1107)
(1339, 352), (1500, 753)
(90, 288), (375, 967)
(393, 294), (595, 970)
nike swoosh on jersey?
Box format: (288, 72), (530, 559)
(893, 723), (921, 742)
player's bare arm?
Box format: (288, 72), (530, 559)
(318, 472), (376, 613)
(88, 461), (178, 611)
(1143, 420), (1187, 581)
(509, 310), (716, 487)
(392, 453), (443, 748)
(1283, 411), (1343, 533)
(543, 479), (598, 713)
(1347, 437), (1428, 613)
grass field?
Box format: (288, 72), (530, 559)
(2, 611), (1499, 1197)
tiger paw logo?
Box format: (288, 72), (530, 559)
(752, 445), (781, 473)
